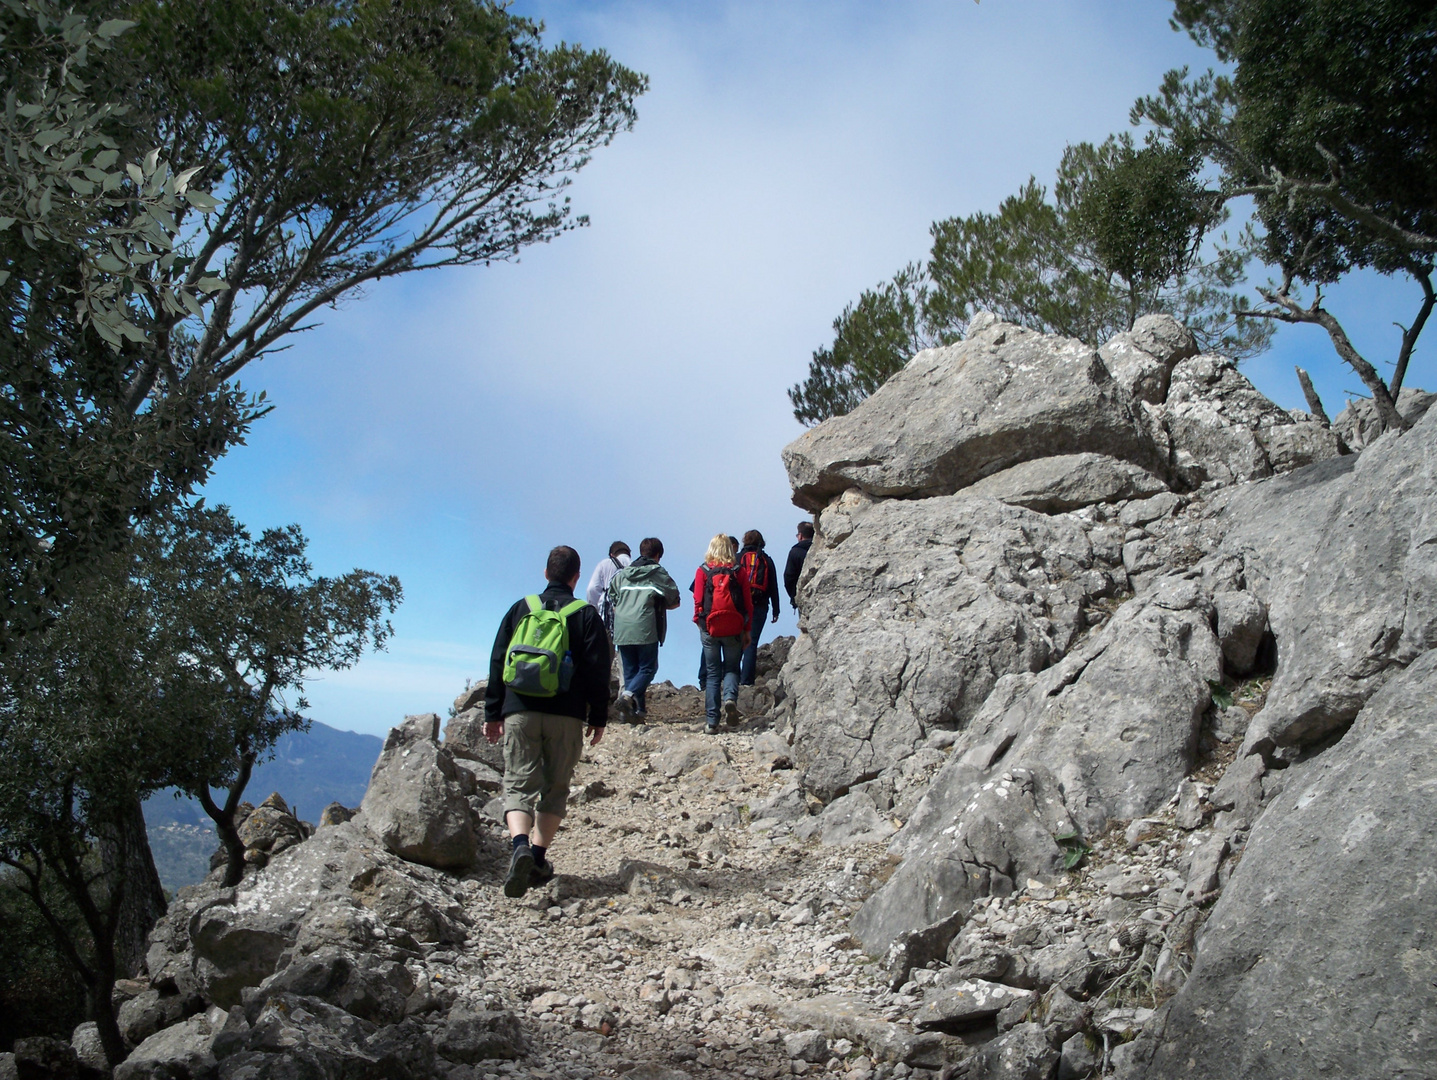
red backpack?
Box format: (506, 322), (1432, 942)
(700, 565), (748, 637)
(740, 550), (770, 596)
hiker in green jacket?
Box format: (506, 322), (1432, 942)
(608, 537), (682, 721)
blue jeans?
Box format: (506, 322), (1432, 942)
(701, 631), (741, 725)
(617, 642), (659, 713)
(740, 605), (767, 685)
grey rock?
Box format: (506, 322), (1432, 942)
(1211, 706), (1250, 744)
(1058, 1032), (1098, 1080)
(452, 757), (503, 793)
(1148, 652), (1437, 1078)
(443, 706), (505, 772)
(818, 791), (896, 847)
(965, 1022), (1059, 1080)
(0, 1053), (13, 1080)
(236, 792), (306, 859)
(453, 682), (486, 714)
(752, 730), (793, 771)
(436, 1004), (525, 1063)
(1174, 779), (1205, 831)
(913, 980), (1034, 1033)
(1029, 942), (1095, 996)
(1207, 752), (1265, 830)
(1220, 407), (1437, 756)
(116, 988), (198, 1048)
(783, 316), (1163, 511)
(853, 577), (1219, 954)
(1213, 590), (1267, 675)
(68, 1024), (104, 1074)
(360, 714), (476, 870)
(319, 802), (355, 827)
(1181, 834), (1228, 902)
(961, 453), (1168, 514)
(750, 781), (811, 824)
(1333, 386), (1435, 452)
(785, 493), (1117, 801)
(12, 1037), (78, 1080)
(1041, 989), (1089, 1044)
(1099, 313), (1199, 404)
(114, 1015), (215, 1080)
(946, 933), (1030, 988)
(1158, 355), (1342, 487)
(618, 859), (698, 899)
(881, 908), (969, 990)
(783, 1030), (829, 1063)
(651, 738), (729, 779)
(1118, 491), (1182, 527)
(258, 945), (414, 1024)
(778, 996), (945, 1065)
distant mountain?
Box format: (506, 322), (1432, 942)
(143, 721), (382, 891)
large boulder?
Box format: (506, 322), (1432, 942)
(959, 452), (1167, 514)
(1144, 650), (1437, 1079)
(1097, 313), (1198, 404)
(1154, 354), (1343, 487)
(360, 714), (477, 869)
(1219, 405), (1437, 756)
(783, 316), (1164, 511)
(852, 575), (1221, 954)
(782, 491), (1122, 801)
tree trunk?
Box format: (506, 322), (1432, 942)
(98, 796), (167, 979)
(1295, 367), (1331, 426)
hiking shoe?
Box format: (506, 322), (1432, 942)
(504, 844), (534, 898)
(723, 699), (741, 725)
(615, 691), (636, 722)
(530, 857), (555, 886)
(705, 722), (720, 735)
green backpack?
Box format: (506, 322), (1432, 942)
(502, 595), (588, 697)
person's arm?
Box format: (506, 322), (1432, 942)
(692, 567), (706, 623)
(585, 563), (607, 608)
(784, 546), (803, 602)
(484, 602), (517, 734)
(766, 553), (781, 620)
(659, 568), (682, 610)
(576, 606), (610, 731)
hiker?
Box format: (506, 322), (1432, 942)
(695, 535), (743, 691)
(784, 521), (814, 613)
(738, 530), (781, 685)
(585, 541), (631, 640)
(484, 545), (609, 898)
(693, 534), (751, 734)
(608, 537), (682, 721)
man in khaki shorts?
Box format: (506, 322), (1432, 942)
(484, 545), (609, 897)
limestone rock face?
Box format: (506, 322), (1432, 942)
(959, 452), (1167, 514)
(1221, 406), (1437, 756)
(1145, 651), (1437, 1080)
(1333, 386), (1435, 452)
(783, 316), (1162, 511)
(781, 492), (1122, 801)
(1097, 312), (1198, 404)
(852, 576), (1220, 954)
(360, 714), (477, 870)
(1155, 354), (1343, 486)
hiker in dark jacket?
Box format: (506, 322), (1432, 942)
(737, 529), (781, 685)
(784, 521), (814, 612)
(484, 545), (609, 898)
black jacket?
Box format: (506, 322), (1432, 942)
(485, 584), (610, 727)
(739, 544), (782, 620)
(784, 539), (812, 606)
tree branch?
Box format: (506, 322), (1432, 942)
(1294, 366), (1330, 426)
(1391, 268), (1434, 398)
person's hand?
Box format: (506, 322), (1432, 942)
(741, 632), (752, 648)
(483, 720), (504, 744)
(771, 611), (779, 624)
(587, 725), (605, 747)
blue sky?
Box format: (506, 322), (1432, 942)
(201, 0), (1432, 738)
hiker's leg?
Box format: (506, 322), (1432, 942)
(720, 635), (741, 703)
(617, 644), (638, 693)
(631, 641), (659, 711)
(702, 631), (722, 725)
(740, 608), (764, 685)
(502, 711), (544, 836)
(532, 713), (582, 849)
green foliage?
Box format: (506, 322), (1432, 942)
(1055, 829), (1091, 871)
(0, 503), (399, 1059)
(1136, 0), (1437, 428)
(792, 141), (1271, 424)
(1208, 679), (1235, 709)
(0, 867), (87, 1051)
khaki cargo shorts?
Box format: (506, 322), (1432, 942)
(502, 710), (585, 818)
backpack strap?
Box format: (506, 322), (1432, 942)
(558, 598), (588, 619)
(524, 595), (542, 613)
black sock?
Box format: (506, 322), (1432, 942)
(532, 845), (547, 865)
(512, 834), (530, 851)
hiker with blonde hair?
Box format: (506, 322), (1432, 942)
(691, 533), (751, 734)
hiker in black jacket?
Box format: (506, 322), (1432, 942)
(784, 521), (814, 613)
(484, 545), (609, 898)
(738, 529), (781, 685)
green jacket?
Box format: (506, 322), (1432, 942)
(608, 557), (681, 646)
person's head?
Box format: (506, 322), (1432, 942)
(639, 537), (664, 560)
(609, 540), (631, 559)
(797, 521), (815, 541)
(706, 534), (736, 565)
(727, 535), (739, 554)
(546, 545), (581, 587)
(742, 529), (764, 550)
